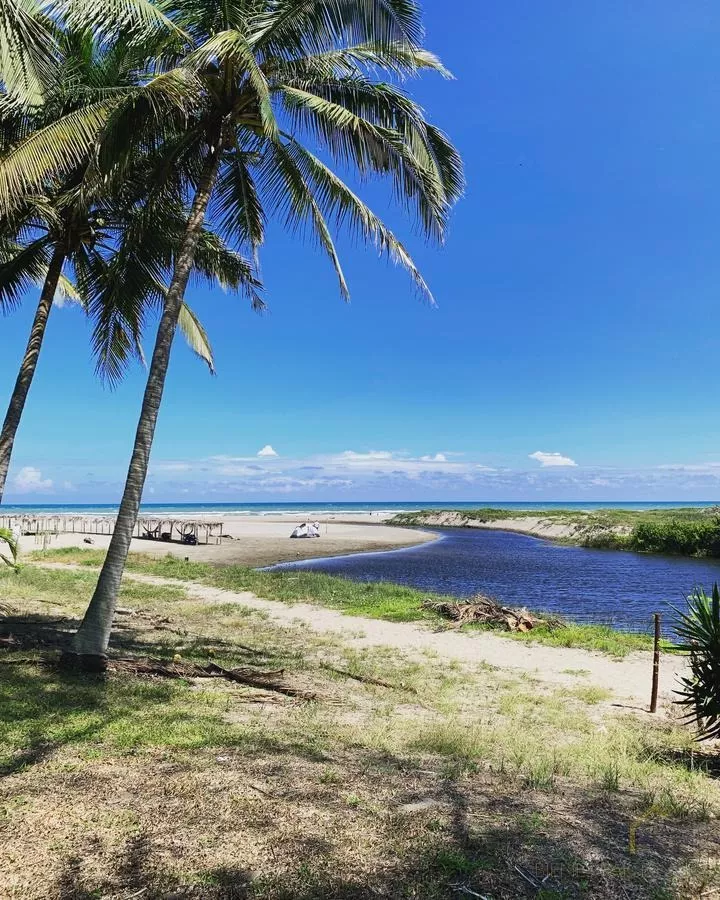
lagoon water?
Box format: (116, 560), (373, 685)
(272, 527), (720, 634)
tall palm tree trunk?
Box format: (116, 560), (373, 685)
(0, 245), (66, 504)
(69, 137), (224, 670)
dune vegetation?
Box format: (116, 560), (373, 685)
(390, 507), (720, 558)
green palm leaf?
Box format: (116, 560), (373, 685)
(252, 0), (425, 58)
(177, 300), (214, 373)
(0, 0), (58, 105)
(0, 526), (19, 570)
(0, 100), (117, 212)
(273, 135), (433, 302)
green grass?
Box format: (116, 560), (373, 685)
(23, 548), (660, 656)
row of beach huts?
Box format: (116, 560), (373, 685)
(0, 515), (226, 545)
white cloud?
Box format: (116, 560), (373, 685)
(340, 450), (393, 462)
(216, 463), (264, 477)
(657, 462), (720, 474)
(152, 462), (192, 473)
(529, 451), (577, 468)
(420, 453), (448, 462)
(62, 480), (76, 492)
(13, 466), (53, 492)
(257, 445), (278, 457)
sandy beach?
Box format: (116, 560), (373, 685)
(16, 513), (436, 568)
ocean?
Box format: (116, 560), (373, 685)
(1, 500), (719, 516)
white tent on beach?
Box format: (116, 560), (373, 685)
(290, 522), (321, 539)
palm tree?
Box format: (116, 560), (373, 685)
(0, 30), (260, 504)
(2, 0), (463, 668)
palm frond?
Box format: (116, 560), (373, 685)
(279, 83), (448, 239)
(57, 0), (189, 45)
(0, 0), (58, 106)
(271, 136), (433, 302)
(252, 0), (425, 58)
(54, 271), (84, 307)
(0, 526), (19, 570)
(0, 99), (117, 213)
(177, 300), (214, 373)
(213, 150), (265, 251)
(0, 234), (53, 312)
(263, 140), (349, 299)
(673, 584), (720, 741)
(272, 42), (452, 82)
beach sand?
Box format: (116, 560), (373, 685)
(17, 513), (435, 568)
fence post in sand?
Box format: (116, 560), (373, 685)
(650, 613), (661, 713)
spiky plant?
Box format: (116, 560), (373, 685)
(674, 583), (720, 741)
(0, 524), (18, 570)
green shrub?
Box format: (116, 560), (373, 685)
(629, 517), (720, 557)
(674, 584), (720, 741)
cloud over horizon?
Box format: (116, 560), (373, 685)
(529, 451), (577, 468)
(8, 448), (720, 502)
(13, 466), (53, 492)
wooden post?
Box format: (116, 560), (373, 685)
(650, 613), (661, 713)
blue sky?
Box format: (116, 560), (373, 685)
(3, 0), (720, 503)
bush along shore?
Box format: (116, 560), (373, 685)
(389, 507), (720, 558)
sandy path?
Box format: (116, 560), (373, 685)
(38, 563), (688, 713)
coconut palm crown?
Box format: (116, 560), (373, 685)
(0, 28), (262, 503)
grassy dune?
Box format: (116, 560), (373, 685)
(390, 506), (720, 558)
(1, 562), (718, 899)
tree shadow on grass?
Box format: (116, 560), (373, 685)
(652, 745), (720, 779)
(44, 744), (720, 900)
(0, 640), (328, 782)
(1, 610), (284, 669)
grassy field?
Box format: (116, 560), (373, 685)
(390, 507), (720, 558)
(26, 547), (662, 657)
(1, 561), (719, 899)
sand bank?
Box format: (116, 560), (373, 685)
(392, 511), (613, 541)
(17, 513), (436, 568)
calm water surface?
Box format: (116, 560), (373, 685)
(272, 527), (720, 634)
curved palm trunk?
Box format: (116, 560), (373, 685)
(0, 245), (66, 504)
(69, 139), (224, 670)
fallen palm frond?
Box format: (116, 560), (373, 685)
(318, 662), (417, 693)
(107, 658), (319, 700)
(423, 595), (563, 633)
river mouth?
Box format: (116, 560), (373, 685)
(269, 526), (720, 634)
